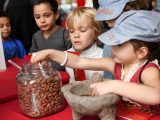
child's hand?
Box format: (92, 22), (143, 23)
(30, 50), (50, 63)
(90, 80), (113, 96)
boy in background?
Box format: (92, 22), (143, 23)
(30, 0), (72, 70)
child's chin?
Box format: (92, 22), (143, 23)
(40, 27), (49, 31)
(2, 34), (9, 39)
(74, 46), (83, 51)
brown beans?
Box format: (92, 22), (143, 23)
(17, 73), (64, 118)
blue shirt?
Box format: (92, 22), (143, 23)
(3, 39), (26, 60)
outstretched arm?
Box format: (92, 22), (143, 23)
(91, 67), (160, 105)
(30, 49), (115, 73)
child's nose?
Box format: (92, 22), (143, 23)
(3, 25), (8, 30)
(74, 31), (80, 38)
(40, 17), (45, 23)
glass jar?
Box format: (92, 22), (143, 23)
(16, 61), (64, 118)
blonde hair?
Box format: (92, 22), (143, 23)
(66, 7), (102, 45)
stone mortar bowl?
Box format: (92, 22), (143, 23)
(61, 80), (120, 120)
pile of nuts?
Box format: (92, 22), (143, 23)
(17, 72), (64, 118)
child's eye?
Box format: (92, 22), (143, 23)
(0, 25), (3, 28)
(44, 14), (51, 18)
(6, 24), (11, 27)
(69, 29), (74, 33)
(117, 44), (123, 47)
(80, 29), (87, 32)
(34, 16), (40, 19)
(44, 13), (52, 18)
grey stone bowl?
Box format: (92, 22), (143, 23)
(61, 80), (120, 120)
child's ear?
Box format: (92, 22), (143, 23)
(55, 11), (60, 20)
(137, 47), (148, 59)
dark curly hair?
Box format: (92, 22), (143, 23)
(130, 40), (160, 63)
(0, 11), (10, 20)
(31, 0), (58, 13)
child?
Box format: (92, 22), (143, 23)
(29, 0), (71, 70)
(94, 0), (151, 79)
(65, 7), (103, 82)
(0, 11), (26, 60)
(95, 0), (150, 28)
(30, 10), (160, 112)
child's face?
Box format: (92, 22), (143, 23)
(68, 20), (95, 52)
(112, 42), (138, 64)
(33, 3), (58, 32)
(0, 17), (11, 40)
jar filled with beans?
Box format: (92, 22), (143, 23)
(16, 61), (64, 118)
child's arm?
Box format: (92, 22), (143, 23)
(91, 67), (160, 105)
(30, 49), (115, 73)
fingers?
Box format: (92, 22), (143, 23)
(30, 50), (51, 64)
(90, 83), (99, 96)
(30, 52), (43, 63)
(30, 53), (37, 63)
(91, 88), (98, 96)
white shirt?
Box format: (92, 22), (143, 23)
(66, 44), (103, 83)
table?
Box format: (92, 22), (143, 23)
(0, 56), (160, 120)
(0, 58), (24, 103)
(0, 99), (73, 120)
(1, 99), (160, 120)
(0, 99), (101, 120)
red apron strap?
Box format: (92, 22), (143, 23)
(67, 51), (86, 81)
